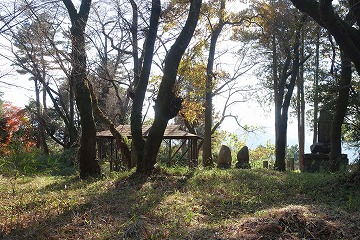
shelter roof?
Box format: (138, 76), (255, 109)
(96, 125), (202, 140)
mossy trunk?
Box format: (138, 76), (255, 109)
(63, 0), (100, 178)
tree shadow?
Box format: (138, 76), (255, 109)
(2, 168), (359, 239)
(2, 169), (195, 239)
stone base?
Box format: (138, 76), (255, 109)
(303, 154), (348, 172)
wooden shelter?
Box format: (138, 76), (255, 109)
(96, 125), (202, 170)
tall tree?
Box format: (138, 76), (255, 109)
(312, 26), (321, 145)
(132, 0), (203, 173)
(175, 0), (252, 167)
(251, 0), (309, 171)
(0, 1), (80, 150)
(11, 15), (52, 155)
(296, 30), (305, 171)
(289, 0), (358, 171)
(330, 51), (351, 171)
(62, 0), (100, 178)
(273, 17), (306, 171)
(130, 0), (162, 173)
(202, 0), (227, 167)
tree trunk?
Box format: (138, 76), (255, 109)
(141, 0), (202, 173)
(274, 18), (304, 171)
(313, 27), (320, 145)
(34, 79), (49, 155)
(130, 0), (161, 174)
(275, 118), (287, 171)
(203, 1), (225, 167)
(329, 51), (351, 171)
(63, 0), (100, 178)
(89, 82), (131, 169)
(297, 32), (305, 171)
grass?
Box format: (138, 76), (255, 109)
(0, 167), (359, 239)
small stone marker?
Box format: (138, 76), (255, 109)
(235, 146), (251, 169)
(217, 145), (232, 169)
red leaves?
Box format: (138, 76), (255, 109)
(0, 102), (35, 155)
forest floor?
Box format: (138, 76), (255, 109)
(1, 166), (360, 239)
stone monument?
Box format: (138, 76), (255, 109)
(217, 145), (232, 169)
(304, 109), (348, 171)
(310, 109), (332, 154)
(235, 146), (251, 169)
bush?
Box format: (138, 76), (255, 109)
(0, 142), (77, 177)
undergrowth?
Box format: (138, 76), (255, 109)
(0, 166), (359, 239)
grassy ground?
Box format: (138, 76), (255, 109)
(0, 167), (359, 239)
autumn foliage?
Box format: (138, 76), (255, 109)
(0, 102), (36, 155)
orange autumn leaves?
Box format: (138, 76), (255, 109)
(0, 103), (35, 155)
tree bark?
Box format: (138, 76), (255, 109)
(203, 0), (225, 167)
(130, 0), (161, 174)
(63, 0), (100, 178)
(297, 32), (305, 171)
(274, 18), (305, 171)
(313, 27), (320, 145)
(329, 51), (351, 171)
(35, 78), (49, 155)
(89, 82), (131, 169)
(141, 0), (202, 173)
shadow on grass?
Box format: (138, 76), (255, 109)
(2, 168), (359, 239)
(2, 168), (195, 239)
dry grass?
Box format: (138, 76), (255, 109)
(0, 168), (359, 239)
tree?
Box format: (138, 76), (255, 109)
(289, 0), (358, 171)
(202, 0), (248, 167)
(0, 1), (81, 150)
(296, 30), (305, 170)
(11, 14), (53, 155)
(130, 0), (162, 173)
(251, 0), (309, 171)
(172, 1), (254, 167)
(62, 0), (100, 178)
(131, 0), (203, 174)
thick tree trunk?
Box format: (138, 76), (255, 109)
(141, 0), (202, 173)
(275, 117), (287, 171)
(63, 0), (100, 178)
(130, 0), (161, 173)
(329, 51), (351, 171)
